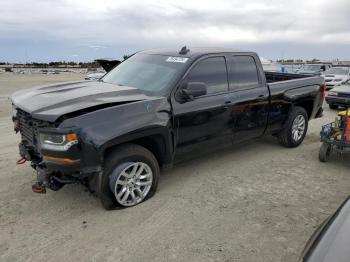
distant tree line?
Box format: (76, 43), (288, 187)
(0, 55), (133, 67)
(277, 58), (322, 63)
(0, 61), (100, 68)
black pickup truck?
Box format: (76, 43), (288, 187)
(10, 47), (325, 209)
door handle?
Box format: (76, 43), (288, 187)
(223, 100), (233, 109)
(256, 94), (267, 100)
(223, 101), (233, 109)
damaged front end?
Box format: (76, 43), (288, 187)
(32, 167), (68, 194)
(13, 108), (101, 194)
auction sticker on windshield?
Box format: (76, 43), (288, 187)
(166, 57), (189, 63)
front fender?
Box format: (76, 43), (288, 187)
(59, 97), (173, 164)
(100, 125), (174, 165)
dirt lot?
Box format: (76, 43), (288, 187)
(0, 73), (349, 262)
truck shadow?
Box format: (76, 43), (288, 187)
(159, 137), (279, 191)
(159, 135), (350, 193)
(28, 136), (349, 210)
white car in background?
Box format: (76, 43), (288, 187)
(85, 59), (121, 81)
(85, 72), (106, 81)
(260, 57), (282, 72)
(324, 67), (350, 89)
(296, 64), (332, 75)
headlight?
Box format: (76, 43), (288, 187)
(328, 91), (338, 96)
(334, 79), (342, 82)
(11, 105), (20, 132)
(40, 132), (78, 151)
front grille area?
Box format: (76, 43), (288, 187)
(16, 109), (52, 150)
(17, 110), (35, 145)
(17, 109), (38, 147)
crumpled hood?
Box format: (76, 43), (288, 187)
(11, 80), (158, 122)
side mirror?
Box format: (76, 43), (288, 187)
(179, 82), (207, 101)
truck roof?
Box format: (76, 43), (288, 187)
(140, 47), (252, 59)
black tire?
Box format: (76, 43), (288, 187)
(319, 142), (331, 162)
(99, 144), (160, 210)
(329, 104), (338, 110)
(318, 143), (332, 162)
(277, 106), (308, 148)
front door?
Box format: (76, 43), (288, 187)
(172, 56), (233, 157)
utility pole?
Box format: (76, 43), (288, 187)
(25, 49), (28, 65)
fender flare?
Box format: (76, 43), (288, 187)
(98, 126), (174, 166)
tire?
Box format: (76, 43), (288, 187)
(277, 106), (308, 148)
(329, 104), (338, 110)
(99, 144), (160, 210)
(319, 142), (331, 162)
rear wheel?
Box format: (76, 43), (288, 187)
(319, 142), (332, 162)
(99, 144), (159, 210)
(329, 104), (338, 110)
(277, 106), (308, 148)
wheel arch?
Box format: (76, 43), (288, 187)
(100, 127), (174, 168)
(293, 100), (314, 119)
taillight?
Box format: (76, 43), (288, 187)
(328, 91), (338, 96)
(322, 82), (326, 98)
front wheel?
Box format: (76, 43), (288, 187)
(319, 142), (332, 162)
(329, 104), (338, 110)
(277, 106), (308, 148)
(99, 144), (160, 210)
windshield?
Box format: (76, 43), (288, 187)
(300, 65), (321, 71)
(325, 67), (350, 75)
(102, 53), (188, 95)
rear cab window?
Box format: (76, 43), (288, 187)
(229, 55), (260, 90)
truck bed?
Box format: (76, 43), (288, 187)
(265, 71), (313, 83)
(265, 71), (324, 90)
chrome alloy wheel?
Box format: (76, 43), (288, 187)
(110, 162), (153, 207)
(291, 115), (306, 142)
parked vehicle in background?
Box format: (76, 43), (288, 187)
(283, 64), (303, 74)
(260, 57), (282, 72)
(296, 64), (332, 75)
(300, 197), (350, 262)
(85, 72), (105, 81)
(85, 59), (121, 81)
(325, 79), (350, 109)
(10, 47), (325, 209)
(96, 59), (121, 72)
(324, 67), (350, 90)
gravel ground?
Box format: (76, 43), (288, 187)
(0, 73), (349, 262)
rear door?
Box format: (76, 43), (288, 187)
(226, 54), (270, 142)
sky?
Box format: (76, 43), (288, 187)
(0, 0), (350, 62)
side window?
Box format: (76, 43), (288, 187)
(229, 56), (260, 89)
(185, 57), (228, 95)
